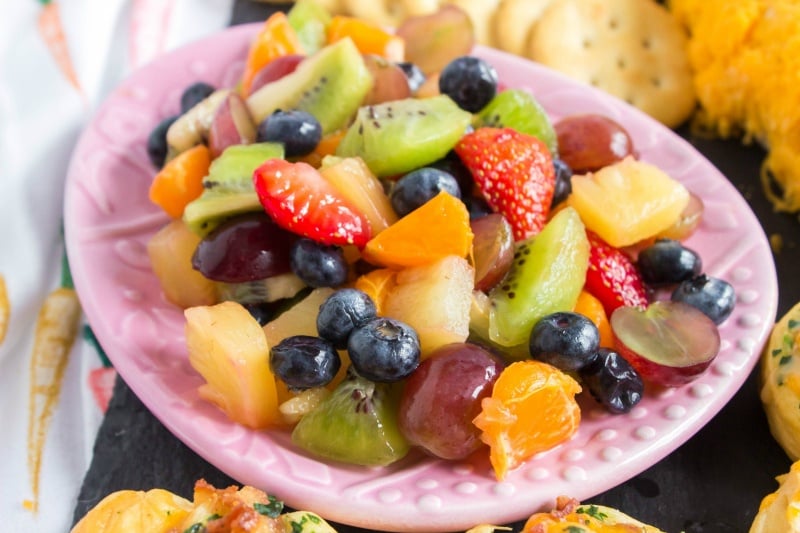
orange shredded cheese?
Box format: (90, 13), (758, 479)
(669, 0), (800, 212)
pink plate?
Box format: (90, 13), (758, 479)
(64, 24), (778, 532)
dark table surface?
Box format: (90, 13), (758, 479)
(71, 3), (800, 532)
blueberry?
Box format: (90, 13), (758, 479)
(396, 61), (426, 93)
(348, 317), (420, 382)
(637, 239), (702, 285)
(550, 158), (573, 208)
(429, 152), (475, 195)
(270, 335), (341, 390)
(529, 312), (600, 372)
(391, 167), (461, 216)
(438, 56), (498, 113)
(317, 289), (377, 349)
(146, 115), (179, 168)
(463, 194), (493, 220)
(256, 109), (322, 157)
(180, 81), (216, 113)
(671, 274), (736, 325)
(578, 348), (644, 414)
(289, 238), (348, 288)
(243, 301), (277, 326)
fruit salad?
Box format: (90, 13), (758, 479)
(144, 0), (736, 481)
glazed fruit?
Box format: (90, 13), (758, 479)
(240, 11), (304, 98)
(185, 301), (280, 429)
(395, 5), (475, 76)
(286, 0), (330, 54)
(167, 89), (229, 157)
(579, 348), (644, 414)
(585, 231), (649, 317)
(397, 61), (426, 93)
(671, 274), (736, 325)
(438, 56), (498, 112)
(528, 312), (600, 372)
(362, 54), (413, 106)
(326, 15), (404, 62)
(270, 335), (341, 390)
(398, 343), (504, 460)
(191, 212), (297, 283)
(611, 300), (721, 387)
(348, 317), (421, 382)
(316, 288), (377, 349)
(288, 238), (348, 288)
(554, 114), (635, 174)
(390, 167), (460, 217)
(455, 127), (555, 241)
(180, 81), (216, 114)
(248, 53), (304, 94)
(637, 238), (702, 286)
(568, 157), (690, 248)
(146, 115), (179, 168)
(256, 109), (322, 157)
(291, 369), (409, 466)
(474, 89), (558, 155)
(488, 207), (590, 348)
(550, 158), (573, 208)
(253, 159), (371, 247)
(336, 95), (472, 177)
(470, 213), (515, 292)
(473, 360), (582, 480)
(207, 92), (257, 159)
(149, 144), (211, 219)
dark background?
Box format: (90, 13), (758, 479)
(72, 2), (800, 531)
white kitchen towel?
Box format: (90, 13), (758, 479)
(0, 1), (233, 531)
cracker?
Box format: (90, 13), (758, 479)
(343, 0), (441, 28)
(492, 0), (554, 56)
(447, 0), (502, 46)
(527, 0), (696, 128)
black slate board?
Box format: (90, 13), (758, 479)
(72, 3), (800, 531)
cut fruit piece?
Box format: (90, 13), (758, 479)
(326, 15), (405, 62)
(166, 89), (230, 158)
(395, 5), (475, 76)
(611, 300), (721, 388)
(147, 219), (218, 309)
(473, 360), (581, 480)
(336, 95), (472, 177)
(470, 213), (514, 292)
(71, 489), (193, 533)
(184, 301), (280, 429)
(361, 191), (472, 269)
(573, 290), (614, 349)
(353, 268), (397, 315)
(383, 255), (473, 357)
(488, 207), (589, 347)
(291, 370), (410, 466)
(207, 92), (257, 159)
(362, 54), (413, 106)
(182, 142), (284, 236)
(287, 0), (332, 54)
(247, 38), (373, 134)
(319, 156), (397, 235)
(468, 290), (530, 361)
(296, 129), (346, 168)
(474, 89), (558, 156)
(568, 156), (690, 248)
(216, 273), (307, 305)
(240, 11), (304, 97)
(149, 144), (210, 218)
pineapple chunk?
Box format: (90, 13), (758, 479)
(185, 301), (279, 429)
(383, 255), (473, 357)
(148, 219), (218, 308)
(568, 156), (690, 248)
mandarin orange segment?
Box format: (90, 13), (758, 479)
(361, 191), (473, 269)
(241, 12), (304, 97)
(326, 15), (405, 62)
(354, 268), (397, 315)
(296, 129), (346, 167)
(573, 290), (614, 348)
(149, 144), (211, 218)
(473, 360), (581, 480)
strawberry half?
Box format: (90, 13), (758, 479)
(253, 159), (371, 247)
(454, 127), (555, 241)
(585, 230), (649, 316)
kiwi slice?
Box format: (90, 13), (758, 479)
(336, 95), (472, 177)
(216, 273), (307, 305)
(291, 369), (410, 467)
(488, 207), (590, 347)
(246, 38), (372, 134)
(475, 89), (558, 156)
(287, 0), (331, 54)
(183, 142), (283, 235)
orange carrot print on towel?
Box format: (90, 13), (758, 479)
(37, 0), (83, 94)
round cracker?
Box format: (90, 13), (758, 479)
(343, 0), (441, 28)
(492, 0), (554, 55)
(527, 0), (696, 128)
(446, 0), (502, 46)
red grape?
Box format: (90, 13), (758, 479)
(555, 114), (635, 174)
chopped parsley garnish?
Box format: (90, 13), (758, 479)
(788, 318), (799, 330)
(576, 505), (608, 521)
(254, 495), (284, 518)
(183, 524), (204, 533)
(780, 355), (793, 366)
(564, 526), (586, 533)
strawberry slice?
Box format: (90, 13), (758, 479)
(585, 230), (649, 316)
(454, 127), (555, 241)
(253, 159), (371, 247)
